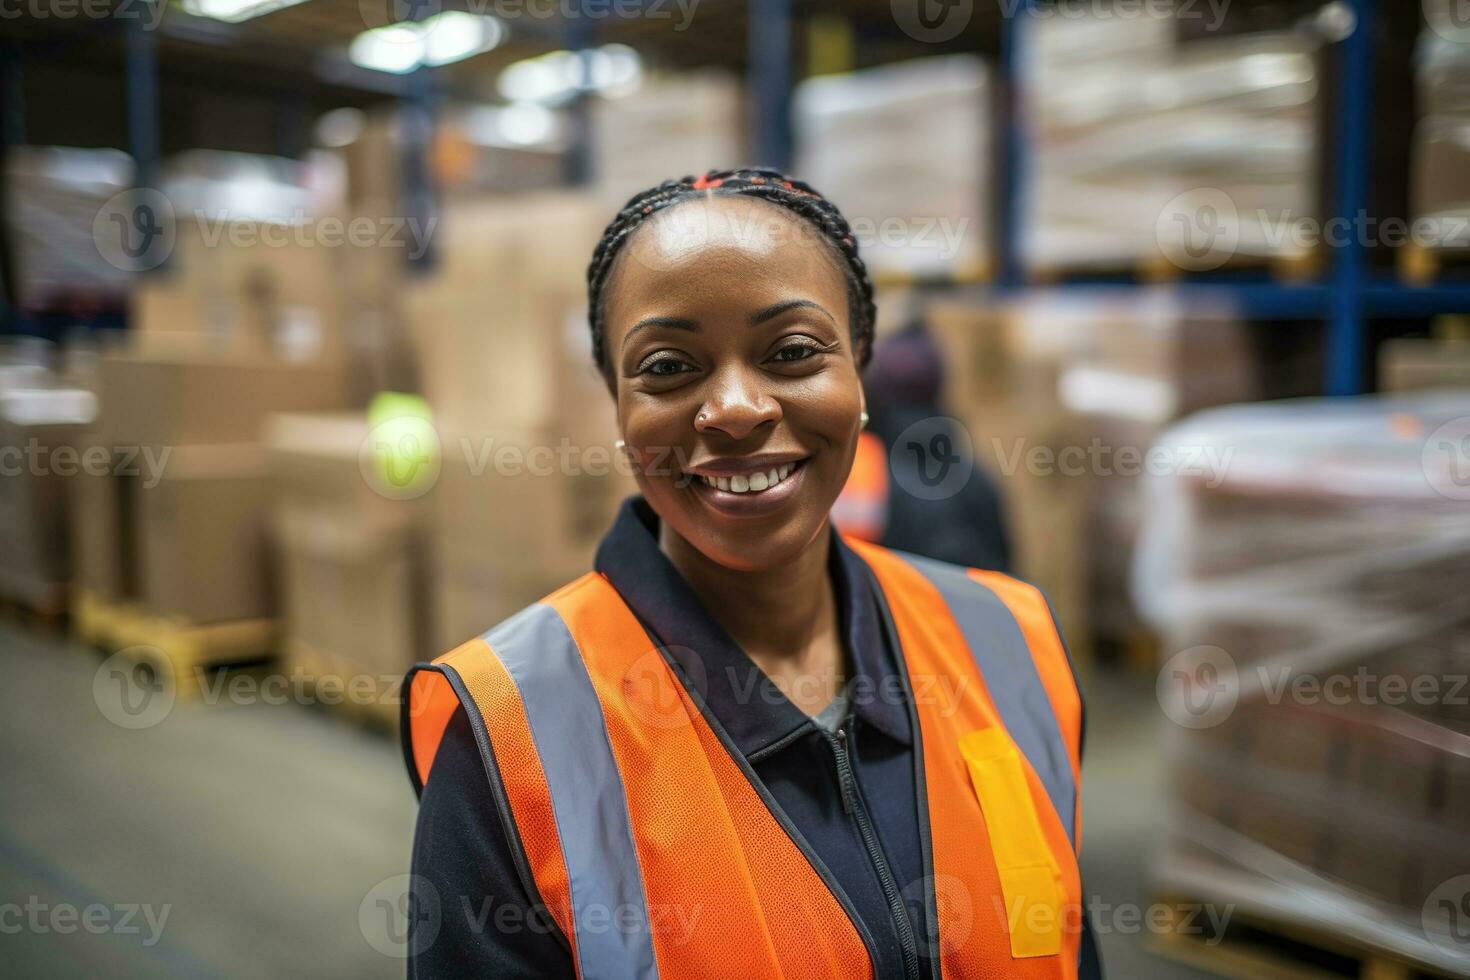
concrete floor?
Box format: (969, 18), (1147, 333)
(0, 620), (1220, 979)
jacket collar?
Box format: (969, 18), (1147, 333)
(594, 497), (911, 757)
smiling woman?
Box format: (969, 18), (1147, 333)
(401, 170), (1102, 980)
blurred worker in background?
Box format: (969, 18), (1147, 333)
(834, 323), (1013, 573)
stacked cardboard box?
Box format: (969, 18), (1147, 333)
(404, 192), (635, 650)
(1026, 10), (1320, 274)
(1410, 14), (1470, 258)
(924, 293), (1256, 659)
(266, 412), (431, 709)
(1137, 393), (1470, 976)
(0, 387), (97, 611)
(590, 73), (745, 206)
(75, 347), (346, 624)
(129, 151), (341, 361)
(923, 298), (1088, 657)
(1379, 334), (1470, 392)
(132, 216), (344, 360)
(794, 55), (991, 280)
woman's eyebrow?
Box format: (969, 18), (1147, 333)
(750, 299), (836, 326)
(621, 316), (699, 350)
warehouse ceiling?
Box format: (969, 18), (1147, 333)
(3, 0), (1000, 155)
(7, 0), (1000, 90)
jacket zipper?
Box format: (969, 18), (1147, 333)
(828, 726), (921, 980)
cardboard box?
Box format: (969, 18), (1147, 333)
(69, 436), (129, 601)
(405, 193), (608, 434)
(99, 350), (346, 450)
(1379, 337), (1470, 392)
(431, 546), (572, 654)
(794, 55), (992, 278)
(131, 217), (345, 358)
(342, 105), (568, 207)
(435, 425), (633, 579)
(132, 444), (274, 623)
(0, 389), (96, 608)
(590, 74), (745, 206)
(266, 412), (429, 529)
(268, 412), (433, 672)
(277, 513), (428, 677)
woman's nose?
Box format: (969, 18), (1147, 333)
(694, 366), (782, 440)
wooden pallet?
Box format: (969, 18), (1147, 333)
(0, 590), (68, 634)
(71, 590), (275, 699)
(1398, 243), (1470, 286)
(868, 258), (992, 290)
(284, 639), (404, 734)
(1029, 247), (1322, 285)
(1150, 892), (1460, 980)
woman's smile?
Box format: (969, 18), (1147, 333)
(686, 456), (811, 517)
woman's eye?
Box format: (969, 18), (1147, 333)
(772, 343), (818, 362)
(641, 357), (693, 377)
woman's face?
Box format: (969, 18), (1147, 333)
(601, 194), (864, 572)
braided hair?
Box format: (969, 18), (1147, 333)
(586, 168), (876, 374)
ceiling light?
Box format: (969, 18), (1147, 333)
(181, 0), (309, 23)
(348, 13), (504, 75)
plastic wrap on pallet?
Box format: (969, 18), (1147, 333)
(794, 55), (990, 280)
(3, 147), (136, 309)
(1412, 25), (1470, 251)
(1132, 393), (1470, 976)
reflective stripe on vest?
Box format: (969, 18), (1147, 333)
(898, 551), (1080, 846)
(405, 548), (1084, 978)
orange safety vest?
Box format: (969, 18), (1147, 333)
(405, 540), (1085, 979)
(831, 431), (890, 543)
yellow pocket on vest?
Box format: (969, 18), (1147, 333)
(959, 728), (1063, 958)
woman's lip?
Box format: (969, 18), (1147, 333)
(688, 459), (808, 518)
(685, 455), (809, 478)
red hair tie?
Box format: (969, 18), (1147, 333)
(692, 173), (723, 190)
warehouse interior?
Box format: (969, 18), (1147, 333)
(3, 0), (1470, 977)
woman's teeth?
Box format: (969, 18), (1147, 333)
(700, 462), (796, 494)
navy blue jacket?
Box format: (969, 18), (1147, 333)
(408, 498), (1102, 979)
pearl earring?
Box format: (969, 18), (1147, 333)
(615, 439), (626, 451)
(859, 410), (869, 429)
